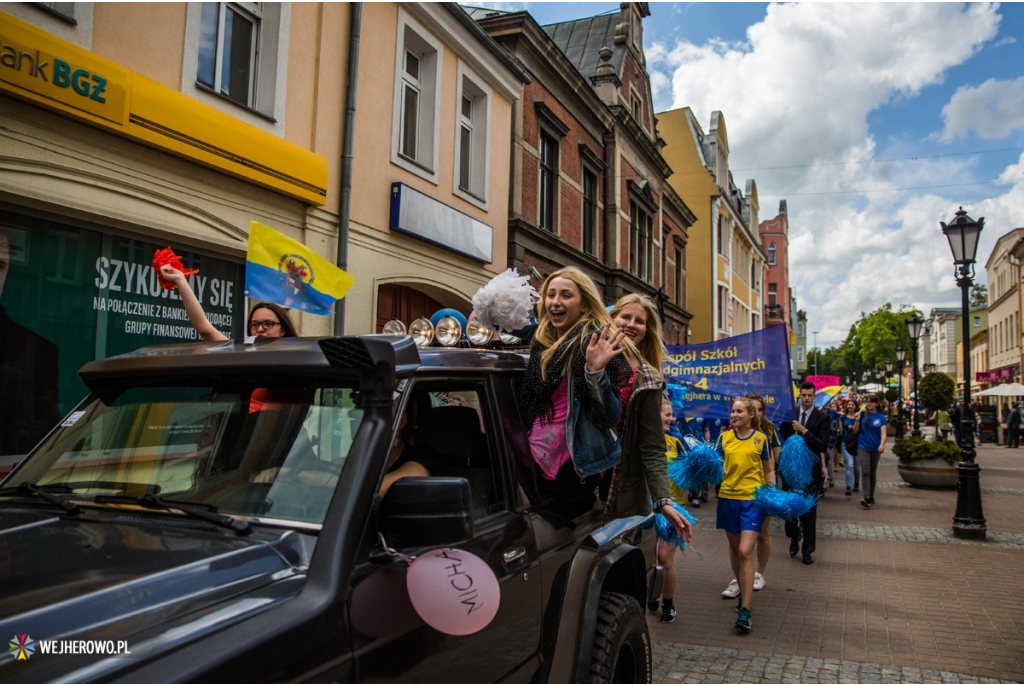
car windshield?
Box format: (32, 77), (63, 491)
(8, 383), (363, 525)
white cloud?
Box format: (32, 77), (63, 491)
(940, 76), (1024, 140)
(650, 3), (1021, 348)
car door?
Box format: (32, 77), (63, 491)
(349, 377), (543, 683)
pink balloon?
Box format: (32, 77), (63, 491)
(405, 548), (501, 636)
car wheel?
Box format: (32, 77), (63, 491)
(587, 591), (652, 683)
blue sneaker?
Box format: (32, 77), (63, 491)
(735, 607), (752, 632)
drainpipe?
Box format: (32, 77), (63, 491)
(334, 2), (362, 336)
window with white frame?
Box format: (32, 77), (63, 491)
(392, 10), (442, 181)
(454, 67), (490, 205)
(717, 286), (728, 330)
(797, 346), (804, 362)
(198, 3), (265, 110)
(768, 241), (776, 265)
(35, 2), (76, 23)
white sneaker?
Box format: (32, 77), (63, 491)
(754, 572), (766, 591)
(721, 578), (740, 598)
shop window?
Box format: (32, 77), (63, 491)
(197, 2), (282, 117)
(0, 212), (244, 459)
(582, 168), (598, 256)
(539, 132), (559, 232)
(454, 65), (490, 207)
(392, 9), (442, 183)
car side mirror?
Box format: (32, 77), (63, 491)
(379, 477), (474, 549)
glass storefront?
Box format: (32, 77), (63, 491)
(1, 207), (244, 457)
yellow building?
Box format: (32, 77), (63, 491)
(0, 3), (526, 450)
(656, 107), (765, 342)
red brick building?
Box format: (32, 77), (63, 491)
(473, 3), (695, 343)
(759, 200), (790, 329)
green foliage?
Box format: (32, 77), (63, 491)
(884, 388), (899, 403)
(969, 283), (988, 308)
(892, 437), (961, 466)
(918, 372), (955, 412)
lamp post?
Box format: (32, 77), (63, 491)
(906, 315), (924, 438)
(897, 346), (907, 438)
(942, 207), (986, 540)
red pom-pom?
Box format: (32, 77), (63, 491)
(153, 247), (199, 290)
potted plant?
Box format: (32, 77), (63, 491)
(893, 436), (960, 487)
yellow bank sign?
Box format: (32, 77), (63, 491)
(0, 18), (128, 126)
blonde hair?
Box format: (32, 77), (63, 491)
(744, 392), (769, 435)
(732, 397), (758, 428)
(609, 293), (666, 370)
(535, 267), (638, 380)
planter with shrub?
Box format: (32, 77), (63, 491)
(893, 437), (960, 488)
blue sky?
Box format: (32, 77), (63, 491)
(470, 3), (1024, 348)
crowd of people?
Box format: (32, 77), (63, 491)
(160, 262), (895, 637)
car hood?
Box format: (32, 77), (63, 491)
(0, 507), (312, 660)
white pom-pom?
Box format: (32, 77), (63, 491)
(471, 268), (539, 333)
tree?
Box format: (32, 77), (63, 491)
(884, 388), (899, 403)
(918, 372), (955, 413)
(969, 283), (988, 308)
(840, 303), (922, 373)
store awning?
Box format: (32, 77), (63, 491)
(974, 383), (1024, 396)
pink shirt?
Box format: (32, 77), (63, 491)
(529, 378), (571, 480)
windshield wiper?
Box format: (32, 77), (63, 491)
(0, 482), (82, 516)
(93, 494), (251, 536)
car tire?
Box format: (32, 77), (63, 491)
(587, 591), (652, 683)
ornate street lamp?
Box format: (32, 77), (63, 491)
(896, 346), (907, 437)
(942, 207), (986, 540)
(906, 314), (924, 438)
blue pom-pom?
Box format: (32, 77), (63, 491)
(668, 442), (724, 492)
(654, 501), (698, 553)
(778, 435), (818, 492)
(752, 484), (818, 521)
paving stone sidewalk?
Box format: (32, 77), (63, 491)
(654, 643), (1019, 684)
(650, 444), (1024, 683)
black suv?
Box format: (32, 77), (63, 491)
(0, 336), (664, 683)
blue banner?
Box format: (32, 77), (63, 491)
(663, 326), (796, 426)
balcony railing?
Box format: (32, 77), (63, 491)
(765, 303), (785, 321)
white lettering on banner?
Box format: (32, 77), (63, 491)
(93, 258), (235, 309)
(93, 296), (231, 338)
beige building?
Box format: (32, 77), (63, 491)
(657, 108), (765, 342)
(0, 3), (525, 453)
(984, 228), (1024, 383)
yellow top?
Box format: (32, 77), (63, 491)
(665, 434), (686, 503)
(717, 428), (770, 500)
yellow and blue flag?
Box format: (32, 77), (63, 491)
(245, 221), (355, 315)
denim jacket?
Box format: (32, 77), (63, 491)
(565, 369), (623, 477)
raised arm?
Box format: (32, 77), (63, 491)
(159, 265), (227, 342)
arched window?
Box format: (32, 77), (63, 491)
(797, 346), (804, 362)
(768, 242), (776, 265)
(797, 323), (803, 336)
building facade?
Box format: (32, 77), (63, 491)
(474, 3), (695, 343)
(0, 3), (526, 460)
(658, 107), (765, 342)
(348, 4), (527, 332)
(984, 228), (1024, 384)
(928, 308), (961, 378)
(760, 200), (789, 329)
(793, 302), (808, 375)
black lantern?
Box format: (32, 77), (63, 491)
(906, 314), (923, 342)
(896, 345), (906, 363)
(942, 207), (984, 266)
(885, 360), (893, 374)
(942, 207), (986, 540)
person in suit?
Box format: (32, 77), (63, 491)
(779, 381), (829, 564)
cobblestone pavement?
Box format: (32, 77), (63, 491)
(654, 643), (1019, 684)
(650, 443), (1024, 683)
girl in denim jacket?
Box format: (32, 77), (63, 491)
(518, 267), (632, 508)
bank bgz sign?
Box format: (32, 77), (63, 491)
(0, 15), (129, 125)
